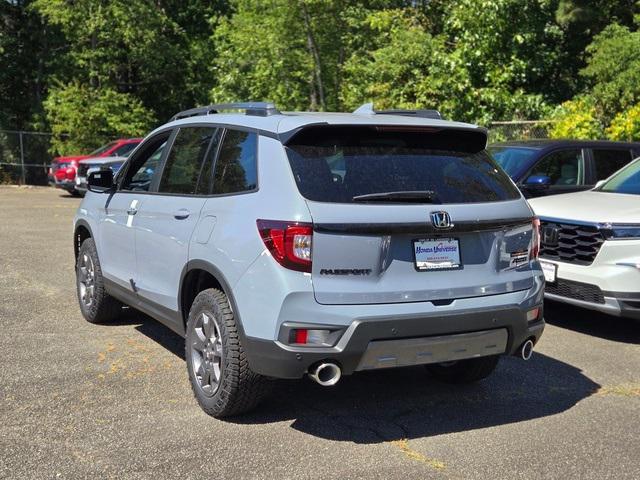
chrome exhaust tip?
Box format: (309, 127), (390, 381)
(308, 362), (341, 386)
(520, 339), (534, 361)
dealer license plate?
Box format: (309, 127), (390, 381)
(414, 238), (461, 271)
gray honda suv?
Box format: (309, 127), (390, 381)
(74, 102), (545, 417)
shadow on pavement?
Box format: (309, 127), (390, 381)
(110, 309), (599, 443)
(544, 300), (640, 345)
(103, 308), (186, 359)
(235, 352), (598, 443)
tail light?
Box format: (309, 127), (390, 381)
(530, 217), (541, 260)
(65, 165), (77, 180)
(257, 220), (313, 272)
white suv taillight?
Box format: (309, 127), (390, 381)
(256, 220), (313, 273)
(530, 217), (541, 260)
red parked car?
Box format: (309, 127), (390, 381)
(49, 138), (142, 195)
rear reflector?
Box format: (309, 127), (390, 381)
(257, 220), (313, 272)
(294, 329), (308, 344)
(526, 307), (540, 322)
(291, 328), (331, 345)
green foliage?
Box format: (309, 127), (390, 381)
(341, 5), (553, 124)
(44, 83), (154, 155)
(4, 0), (640, 156)
(211, 0), (313, 110)
(581, 24), (640, 120)
(548, 98), (604, 139)
(340, 9), (435, 110)
(607, 104), (640, 141)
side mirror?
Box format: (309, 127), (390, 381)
(523, 175), (552, 189)
(87, 169), (115, 193)
(594, 179), (606, 189)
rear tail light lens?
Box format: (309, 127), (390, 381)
(257, 220), (313, 272)
(65, 166), (76, 180)
(526, 307), (540, 322)
(530, 217), (541, 260)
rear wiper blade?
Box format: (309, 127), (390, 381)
(352, 190), (440, 203)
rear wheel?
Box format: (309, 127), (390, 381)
(76, 238), (123, 323)
(426, 355), (500, 384)
(186, 288), (271, 417)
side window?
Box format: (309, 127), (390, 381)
(529, 149), (584, 185)
(158, 127), (217, 195)
(592, 149), (632, 180)
(195, 129), (222, 195)
(120, 135), (169, 192)
(213, 130), (258, 194)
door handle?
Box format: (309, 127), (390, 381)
(127, 207), (138, 215)
(174, 209), (191, 220)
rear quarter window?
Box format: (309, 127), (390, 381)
(285, 126), (520, 204)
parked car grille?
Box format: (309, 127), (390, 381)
(540, 220), (605, 266)
(545, 279), (606, 304)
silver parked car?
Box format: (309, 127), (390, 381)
(73, 102), (545, 417)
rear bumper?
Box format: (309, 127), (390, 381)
(243, 303), (545, 379)
(54, 178), (76, 192)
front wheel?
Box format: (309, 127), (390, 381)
(426, 355), (500, 384)
(185, 288), (271, 417)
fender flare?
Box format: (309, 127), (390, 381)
(178, 259), (249, 342)
(73, 219), (95, 258)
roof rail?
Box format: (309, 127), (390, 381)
(170, 102), (280, 121)
(352, 102), (442, 120)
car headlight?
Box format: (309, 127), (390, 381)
(602, 225), (640, 240)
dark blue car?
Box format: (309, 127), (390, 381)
(488, 140), (640, 197)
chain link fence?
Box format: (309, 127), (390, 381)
(487, 120), (554, 143)
(0, 130), (60, 185)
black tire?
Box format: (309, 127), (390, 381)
(185, 288), (271, 417)
(76, 238), (123, 323)
(426, 355), (500, 384)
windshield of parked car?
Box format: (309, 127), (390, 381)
(487, 146), (539, 178)
(89, 141), (117, 156)
(599, 158), (640, 195)
(286, 126), (520, 204)
(114, 142), (138, 157)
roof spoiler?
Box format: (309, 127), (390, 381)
(353, 102), (442, 120)
(170, 102), (280, 121)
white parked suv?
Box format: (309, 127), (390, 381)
(529, 157), (640, 319)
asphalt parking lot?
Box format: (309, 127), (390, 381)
(1, 185), (639, 480)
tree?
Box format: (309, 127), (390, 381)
(0, 0), (65, 130)
(581, 24), (640, 122)
(548, 98), (604, 139)
(607, 104), (640, 141)
(44, 83), (154, 155)
(210, 0), (407, 111)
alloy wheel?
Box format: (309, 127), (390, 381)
(191, 312), (223, 397)
(78, 253), (95, 308)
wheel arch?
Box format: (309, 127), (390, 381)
(178, 260), (247, 338)
(74, 220), (94, 260)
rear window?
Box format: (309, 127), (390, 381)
(285, 126), (519, 204)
